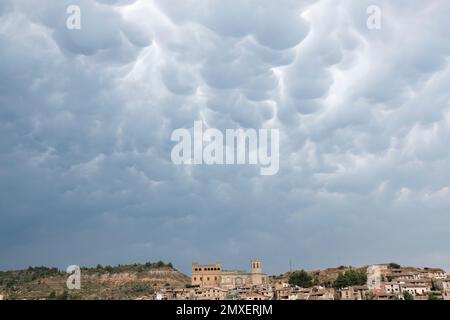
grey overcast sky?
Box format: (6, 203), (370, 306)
(1, 0), (450, 275)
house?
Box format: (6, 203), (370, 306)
(405, 279), (432, 286)
(284, 287), (335, 300)
(194, 287), (228, 300)
(384, 282), (401, 295)
(421, 268), (447, 280)
(160, 288), (195, 300)
(340, 286), (369, 300)
(254, 286), (275, 300)
(400, 279), (432, 295)
(174, 288), (195, 300)
(242, 292), (270, 300)
(340, 287), (353, 300)
(288, 289), (306, 300)
(307, 287), (335, 300)
(275, 285), (298, 300)
(373, 293), (397, 300)
(401, 284), (430, 296)
(234, 285), (253, 297)
(273, 281), (290, 290)
(390, 271), (423, 281)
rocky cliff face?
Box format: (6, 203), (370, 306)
(0, 262), (190, 300)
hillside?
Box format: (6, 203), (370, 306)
(274, 263), (447, 288)
(274, 265), (377, 288)
(0, 261), (190, 300)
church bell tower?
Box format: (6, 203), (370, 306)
(251, 259), (262, 274)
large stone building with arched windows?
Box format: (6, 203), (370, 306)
(191, 260), (269, 289)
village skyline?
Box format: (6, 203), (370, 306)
(2, 259), (450, 300)
(2, 1), (450, 302)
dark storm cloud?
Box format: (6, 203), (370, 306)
(1, 0), (450, 274)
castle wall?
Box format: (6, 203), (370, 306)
(191, 262), (222, 287)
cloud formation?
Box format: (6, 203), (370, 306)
(1, 0), (450, 274)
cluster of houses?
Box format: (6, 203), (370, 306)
(143, 262), (450, 300)
(147, 285), (275, 301)
(361, 265), (450, 300)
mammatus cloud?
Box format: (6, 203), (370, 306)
(1, 0), (450, 274)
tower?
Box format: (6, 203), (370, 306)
(251, 259), (262, 274)
(250, 259), (267, 286)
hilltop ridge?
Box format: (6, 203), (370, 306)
(0, 261), (190, 300)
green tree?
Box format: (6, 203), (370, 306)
(388, 263), (401, 269)
(403, 292), (414, 300)
(288, 270), (313, 288)
(428, 293), (440, 300)
(333, 270), (367, 288)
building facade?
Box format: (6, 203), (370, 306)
(191, 262), (222, 287)
(192, 260), (269, 289)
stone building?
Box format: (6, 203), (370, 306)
(192, 259), (269, 289)
(421, 268), (447, 280)
(194, 287), (228, 300)
(191, 262), (222, 287)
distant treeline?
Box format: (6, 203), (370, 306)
(288, 269), (368, 289)
(83, 261), (174, 274)
(0, 261), (174, 288)
(0, 266), (62, 288)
